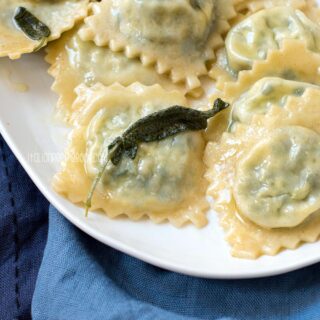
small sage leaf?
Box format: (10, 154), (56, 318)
(14, 7), (51, 41)
(108, 98), (230, 165)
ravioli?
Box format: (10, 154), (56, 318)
(209, 40), (320, 100)
(210, 6), (320, 88)
(225, 7), (320, 72)
(205, 88), (320, 258)
(234, 126), (320, 229)
(0, 0), (89, 59)
(54, 83), (209, 227)
(46, 28), (194, 124)
(206, 40), (320, 139)
(79, 0), (236, 91)
(231, 77), (320, 125)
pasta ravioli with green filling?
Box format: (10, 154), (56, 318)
(0, 0), (89, 59)
(230, 77), (320, 126)
(79, 0), (236, 91)
(209, 40), (320, 103)
(205, 87), (320, 258)
(45, 27), (193, 124)
(54, 83), (209, 227)
(234, 126), (320, 229)
(210, 7), (320, 87)
(225, 7), (320, 73)
(206, 40), (320, 141)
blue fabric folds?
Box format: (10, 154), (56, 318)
(0, 136), (48, 320)
(32, 206), (320, 320)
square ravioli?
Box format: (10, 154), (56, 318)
(54, 83), (209, 227)
(210, 6), (320, 88)
(45, 27), (193, 124)
(205, 88), (320, 258)
(79, 0), (236, 91)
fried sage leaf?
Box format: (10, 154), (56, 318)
(14, 7), (51, 41)
(85, 98), (229, 215)
(108, 98), (230, 165)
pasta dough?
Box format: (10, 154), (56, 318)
(46, 28), (192, 124)
(226, 7), (320, 72)
(231, 77), (320, 125)
(234, 0), (306, 14)
(54, 83), (209, 227)
(210, 5), (320, 88)
(206, 40), (320, 139)
(210, 39), (320, 99)
(234, 126), (320, 228)
(0, 0), (89, 59)
(79, 0), (236, 91)
(205, 88), (320, 258)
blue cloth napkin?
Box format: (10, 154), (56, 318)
(0, 136), (48, 320)
(32, 210), (320, 319)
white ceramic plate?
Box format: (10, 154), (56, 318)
(0, 52), (320, 279)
